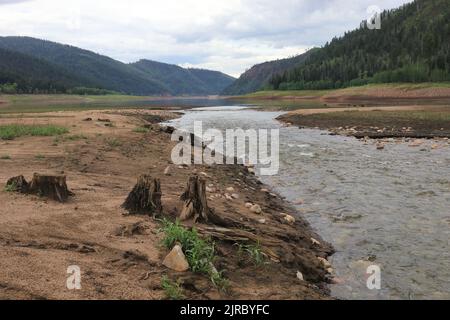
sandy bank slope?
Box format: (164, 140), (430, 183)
(0, 109), (333, 300)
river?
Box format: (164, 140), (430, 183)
(165, 105), (450, 300)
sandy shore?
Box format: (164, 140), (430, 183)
(0, 109), (333, 300)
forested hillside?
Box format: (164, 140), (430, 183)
(0, 47), (88, 93)
(269, 0), (450, 90)
(222, 49), (316, 95)
(0, 37), (234, 95)
(130, 60), (235, 95)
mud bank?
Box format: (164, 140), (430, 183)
(277, 106), (450, 139)
(0, 109), (333, 300)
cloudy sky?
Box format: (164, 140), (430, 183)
(0, 0), (412, 77)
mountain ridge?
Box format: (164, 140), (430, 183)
(222, 49), (317, 95)
(0, 36), (235, 95)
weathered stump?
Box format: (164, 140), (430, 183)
(28, 173), (72, 203)
(6, 175), (29, 193)
(180, 175), (228, 226)
(122, 175), (162, 217)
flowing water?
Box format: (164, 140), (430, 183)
(166, 106), (450, 300)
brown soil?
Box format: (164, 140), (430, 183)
(0, 109), (333, 300)
(278, 106), (450, 138)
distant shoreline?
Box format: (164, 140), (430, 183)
(229, 83), (450, 103)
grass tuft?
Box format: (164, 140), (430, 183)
(159, 219), (228, 290)
(0, 124), (68, 140)
(104, 137), (122, 148)
(133, 127), (150, 133)
(235, 242), (267, 266)
(4, 182), (16, 192)
(161, 276), (185, 300)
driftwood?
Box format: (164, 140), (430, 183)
(28, 173), (73, 203)
(6, 175), (29, 193)
(196, 225), (281, 261)
(6, 174), (73, 202)
(122, 175), (162, 217)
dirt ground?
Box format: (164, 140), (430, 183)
(0, 109), (333, 300)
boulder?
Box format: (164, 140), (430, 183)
(283, 214), (296, 224)
(163, 245), (189, 272)
(318, 257), (331, 269)
(250, 204), (262, 214)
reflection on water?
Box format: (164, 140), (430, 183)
(168, 106), (450, 300)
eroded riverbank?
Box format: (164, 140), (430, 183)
(0, 109), (333, 300)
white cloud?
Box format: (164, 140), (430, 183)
(0, 0), (413, 77)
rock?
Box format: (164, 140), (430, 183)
(283, 214), (296, 224)
(327, 268), (334, 274)
(293, 198), (304, 205)
(247, 167), (255, 175)
(296, 271), (304, 281)
(376, 143), (385, 150)
(250, 204), (262, 214)
(431, 144), (439, 150)
(206, 186), (216, 193)
(164, 166), (171, 176)
(311, 238), (321, 246)
(245, 203), (253, 209)
(226, 187), (235, 193)
(258, 219), (266, 224)
(318, 257), (332, 269)
(261, 188), (269, 193)
(162, 245), (189, 272)
(225, 194), (233, 201)
(231, 193), (239, 199)
(199, 172), (209, 177)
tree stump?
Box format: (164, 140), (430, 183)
(180, 174), (230, 225)
(122, 175), (162, 217)
(28, 173), (72, 203)
(6, 175), (29, 193)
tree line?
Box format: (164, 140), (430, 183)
(269, 0), (450, 90)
